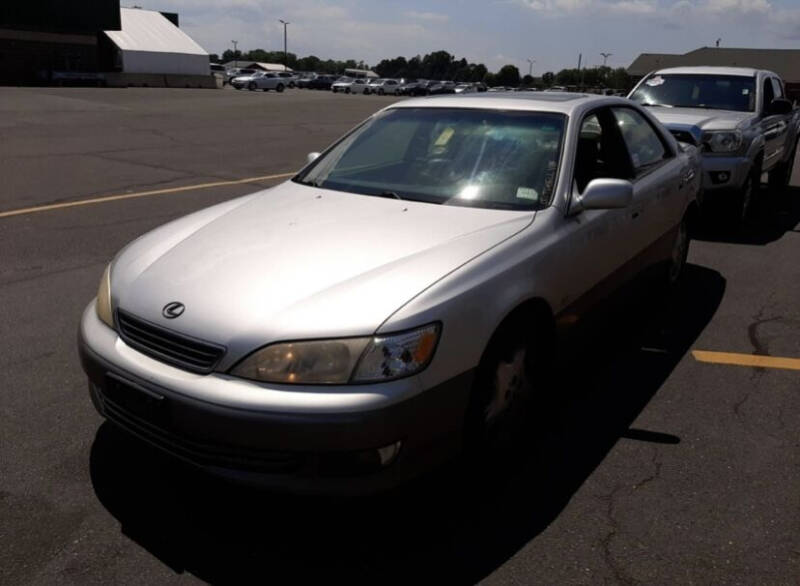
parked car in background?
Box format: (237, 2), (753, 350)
(227, 68), (256, 85)
(275, 71), (298, 88)
(629, 66), (800, 221)
(307, 75), (336, 90)
(429, 81), (456, 95)
(333, 78), (370, 94)
(401, 80), (436, 96)
(79, 93), (700, 493)
(238, 71), (288, 92)
(295, 74), (316, 89)
(370, 78), (402, 95)
(331, 76), (353, 93)
(454, 83), (477, 94)
(366, 78), (384, 94)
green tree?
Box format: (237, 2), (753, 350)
(496, 64), (521, 87)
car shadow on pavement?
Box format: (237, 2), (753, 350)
(90, 264), (725, 585)
(694, 185), (800, 246)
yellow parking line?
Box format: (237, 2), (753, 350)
(692, 350), (800, 371)
(0, 171), (296, 219)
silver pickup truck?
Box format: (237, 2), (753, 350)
(629, 66), (800, 221)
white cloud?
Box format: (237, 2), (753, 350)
(404, 10), (450, 22)
(608, 0), (658, 14)
(700, 0), (771, 13)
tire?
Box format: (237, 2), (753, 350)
(276, 84), (285, 93)
(289, 82), (295, 88)
(736, 162), (760, 224)
(464, 319), (548, 454)
(768, 139), (797, 193)
(345, 87), (351, 94)
(664, 214), (690, 289)
(379, 88), (385, 96)
(248, 82), (256, 91)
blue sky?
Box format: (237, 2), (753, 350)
(136, 0), (800, 73)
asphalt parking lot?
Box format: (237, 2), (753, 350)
(1, 87), (799, 585)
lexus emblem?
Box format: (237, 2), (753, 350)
(162, 301), (185, 319)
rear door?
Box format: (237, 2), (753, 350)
(610, 106), (684, 256)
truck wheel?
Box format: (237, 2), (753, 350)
(737, 162), (761, 224)
(768, 140), (797, 193)
(276, 84), (285, 93)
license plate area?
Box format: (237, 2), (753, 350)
(104, 373), (169, 428)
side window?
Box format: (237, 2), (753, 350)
(573, 110), (632, 193)
(611, 107), (668, 175)
(771, 77), (784, 100)
(763, 77), (775, 111)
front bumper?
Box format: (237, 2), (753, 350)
(78, 303), (473, 493)
(700, 154), (752, 193)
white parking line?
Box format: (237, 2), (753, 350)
(0, 172), (296, 219)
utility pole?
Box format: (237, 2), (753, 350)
(231, 40), (238, 68)
(279, 20), (290, 70)
(600, 52), (612, 67)
(526, 58), (536, 78)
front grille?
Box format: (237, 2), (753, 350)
(669, 129), (698, 146)
(116, 310), (225, 374)
(101, 390), (306, 474)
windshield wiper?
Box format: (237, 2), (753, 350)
(374, 190), (404, 201)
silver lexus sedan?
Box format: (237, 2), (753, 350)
(79, 93), (701, 493)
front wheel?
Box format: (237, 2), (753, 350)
(276, 83), (285, 93)
(464, 322), (544, 454)
(768, 140), (797, 193)
(736, 164), (760, 224)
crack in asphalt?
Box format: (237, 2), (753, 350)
(595, 446), (665, 585)
(0, 260), (104, 289)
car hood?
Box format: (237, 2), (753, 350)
(112, 182), (534, 362)
(647, 107), (754, 142)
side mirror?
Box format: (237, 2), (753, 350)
(307, 152), (320, 164)
(571, 178), (633, 214)
(767, 98), (792, 116)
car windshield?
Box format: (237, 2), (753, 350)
(294, 107), (565, 211)
(630, 74), (756, 112)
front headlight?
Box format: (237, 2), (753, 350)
(230, 323), (440, 385)
(96, 264), (114, 328)
(702, 130), (742, 153)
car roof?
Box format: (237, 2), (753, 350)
(389, 92), (632, 115)
(652, 66), (766, 77)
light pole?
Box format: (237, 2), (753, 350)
(231, 40), (238, 68)
(526, 58), (536, 78)
(279, 20), (290, 71)
(600, 52), (612, 67)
